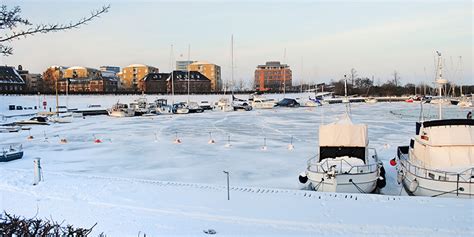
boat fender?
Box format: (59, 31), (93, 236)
(298, 172), (308, 184)
(397, 171), (404, 184)
(377, 176), (386, 189)
(380, 166), (386, 178)
(409, 179), (419, 193)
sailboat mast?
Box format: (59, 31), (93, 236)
(344, 74), (348, 98)
(459, 56), (463, 96)
(187, 44), (190, 103)
(283, 48), (286, 96)
(435, 51), (446, 120)
(55, 69), (59, 115)
(170, 44), (175, 104)
(231, 34), (234, 96)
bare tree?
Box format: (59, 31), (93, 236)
(392, 70), (400, 87)
(350, 68), (357, 87)
(0, 4), (110, 55)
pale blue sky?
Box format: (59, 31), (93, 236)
(1, 0), (472, 86)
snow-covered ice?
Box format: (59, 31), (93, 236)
(0, 94), (473, 236)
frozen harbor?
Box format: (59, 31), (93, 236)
(1, 94), (473, 236)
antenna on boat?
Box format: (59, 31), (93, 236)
(435, 51), (447, 120)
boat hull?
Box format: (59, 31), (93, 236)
(306, 170), (379, 193)
(0, 151), (23, 162)
(399, 159), (474, 198)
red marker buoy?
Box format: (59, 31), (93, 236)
(94, 139), (102, 144)
(390, 158), (397, 166)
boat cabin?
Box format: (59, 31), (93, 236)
(318, 116), (368, 163)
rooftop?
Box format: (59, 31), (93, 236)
(0, 66), (25, 84)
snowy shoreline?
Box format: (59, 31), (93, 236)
(1, 167), (472, 236)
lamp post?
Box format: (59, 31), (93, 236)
(223, 170), (230, 200)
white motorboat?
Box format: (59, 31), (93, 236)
(129, 97), (151, 116)
(199, 101), (213, 110)
(299, 114), (385, 193)
(232, 95), (252, 111)
(396, 51), (474, 198)
(315, 92), (335, 104)
(172, 102), (190, 114)
(15, 116), (49, 125)
(183, 101), (204, 113)
(49, 115), (73, 123)
(299, 74), (385, 193)
(249, 94), (276, 109)
(155, 99), (173, 114)
(365, 97), (378, 104)
(107, 103), (134, 117)
(0, 125), (21, 133)
(214, 97), (234, 112)
(296, 97), (321, 107)
(457, 95), (472, 108)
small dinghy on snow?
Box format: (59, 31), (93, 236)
(1, 144), (24, 162)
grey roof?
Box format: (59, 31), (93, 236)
(0, 66), (25, 84)
(257, 61), (289, 68)
(142, 73), (171, 81)
(170, 70), (210, 81)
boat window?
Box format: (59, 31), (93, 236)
(438, 176), (447, 181)
(428, 173), (435, 179)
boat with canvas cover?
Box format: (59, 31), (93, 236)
(299, 75), (385, 193)
(396, 52), (474, 198)
(299, 114), (385, 193)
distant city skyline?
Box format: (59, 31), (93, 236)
(1, 0), (472, 86)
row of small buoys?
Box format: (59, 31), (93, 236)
(24, 130), (296, 150)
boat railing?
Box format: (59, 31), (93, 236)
(2, 144), (22, 154)
(307, 154), (379, 174)
(398, 150), (473, 182)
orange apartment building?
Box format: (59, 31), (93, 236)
(118, 64), (159, 91)
(187, 61), (221, 92)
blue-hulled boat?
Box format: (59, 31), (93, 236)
(1, 144), (24, 162)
